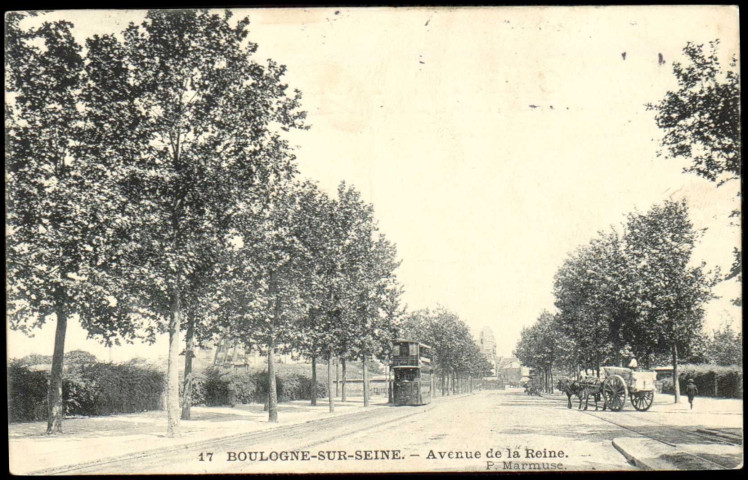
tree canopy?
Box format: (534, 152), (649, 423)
(648, 40), (741, 304)
(648, 40), (740, 186)
(520, 200), (717, 399)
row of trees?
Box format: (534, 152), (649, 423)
(515, 200), (718, 398)
(399, 307), (494, 395)
(515, 39), (741, 400)
(513, 311), (571, 393)
(6, 9), (489, 437)
(516, 306), (742, 395)
(205, 181), (403, 421)
(5, 10), (407, 436)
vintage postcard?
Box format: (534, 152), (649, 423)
(6, 6), (742, 474)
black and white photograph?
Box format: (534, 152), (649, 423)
(5, 6), (742, 474)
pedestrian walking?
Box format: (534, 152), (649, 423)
(685, 378), (698, 410)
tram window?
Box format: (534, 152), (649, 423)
(409, 343), (418, 356)
(397, 369), (418, 382)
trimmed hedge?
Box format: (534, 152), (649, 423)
(660, 364), (743, 399)
(7, 362), (49, 422)
(8, 360), (165, 423)
(9, 360), (330, 423)
(186, 367), (328, 406)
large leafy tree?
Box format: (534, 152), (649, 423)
(553, 231), (632, 375)
(513, 311), (566, 392)
(293, 186), (346, 411)
(708, 322), (743, 366)
(648, 40), (740, 185)
(295, 182), (391, 409)
(327, 185), (402, 406)
(552, 200), (716, 392)
(647, 40), (741, 303)
(82, 9), (306, 436)
(217, 180), (323, 422)
(292, 188), (336, 407)
(6, 15), (145, 434)
(622, 200), (716, 402)
(346, 234), (401, 406)
(322, 183), (373, 404)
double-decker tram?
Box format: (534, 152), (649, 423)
(391, 339), (433, 406)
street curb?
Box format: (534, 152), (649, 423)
(612, 438), (659, 471)
(25, 399), (442, 476)
(611, 437), (726, 471)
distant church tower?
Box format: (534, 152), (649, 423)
(479, 327), (497, 371)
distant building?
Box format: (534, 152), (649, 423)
(479, 327), (497, 359)
(208, 337), (295, 372)
(495, 356), (524, 386)
(478, 327), (498, 376)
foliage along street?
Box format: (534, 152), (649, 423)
(5, 7), (741, 474)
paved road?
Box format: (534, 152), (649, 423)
(62, 389), (740, 474)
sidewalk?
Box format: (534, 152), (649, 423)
(9, 396), (389, 475)
(610, 395), (743, 470)
(628, 394), (742, 424)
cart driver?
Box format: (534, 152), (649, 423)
(627, 356), (638, 370)
(622, 345), (638, 370)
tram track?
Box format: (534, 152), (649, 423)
(536, 391), (741, 469)
(580, 409), (742, 469)
(34, 401), (437, 475)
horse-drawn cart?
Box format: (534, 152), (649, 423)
(600, 366), (656, 411)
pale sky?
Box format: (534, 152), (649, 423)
(7, 6), (741, 362)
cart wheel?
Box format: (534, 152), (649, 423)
(603, 375), (627, 411)
(631, 391), (654, 411)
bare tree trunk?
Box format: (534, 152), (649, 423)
(311, 355), (317, 406)
(430, 370), (434, 400)
(341, 358), (347, 402)
(362, 354), (370, 407)
(268, 337), (278, 422)
(672, 344), (680, 403)
(213, 337), (222, 365)
(181, 314), (195, 420)
(231, 342), (240, 365)
(335, 357), (339, 397)
(267, 281), (281, 422)
(387, 366), (393, 404)
(166, 289), (182, 438)
(327, 352), (335, 412)
(46, 294), (67, 434)
(550, 367), (554, 394)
